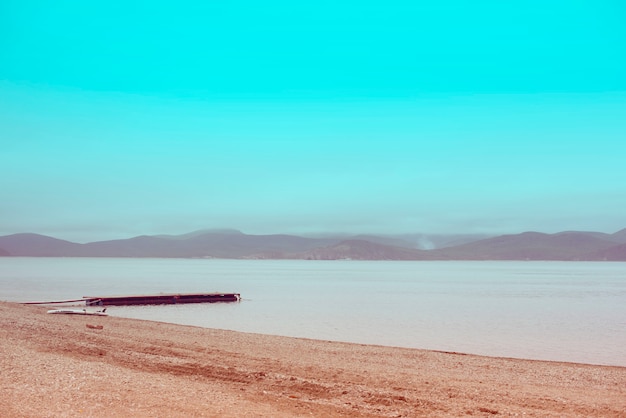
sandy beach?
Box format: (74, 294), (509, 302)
(1, 301), (625, 417)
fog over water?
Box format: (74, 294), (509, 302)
(2, 258), (625, 367)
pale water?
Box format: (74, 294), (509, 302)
(1, 258), (625, 367)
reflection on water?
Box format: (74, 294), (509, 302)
(2, 258), (625, 366)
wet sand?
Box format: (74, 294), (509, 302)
(1, 301), (625, 417)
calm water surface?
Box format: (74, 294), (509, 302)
(1, 258), (625, 366)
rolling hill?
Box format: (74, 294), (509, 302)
(0, 228), (625, 260)
(434, 231), (621, 260)
(0, 233), (82, 256)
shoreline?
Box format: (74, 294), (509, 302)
(2, 301), (625, 417)
(104, 304), (626, 368)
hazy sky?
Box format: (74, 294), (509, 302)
(2, 0), (625, 242)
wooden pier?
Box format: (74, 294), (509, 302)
(82, 293), (241, 306)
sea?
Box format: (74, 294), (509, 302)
(1, 258), (625, 367)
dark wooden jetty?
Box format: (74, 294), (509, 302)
(83, 293), (241, 306)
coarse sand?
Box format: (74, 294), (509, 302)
(1, 301), (625, 417)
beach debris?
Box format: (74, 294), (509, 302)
(86, 324), (104, 330)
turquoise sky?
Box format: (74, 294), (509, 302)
(1, 0), (625, 242)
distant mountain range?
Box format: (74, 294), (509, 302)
(1, 228), (625, 260)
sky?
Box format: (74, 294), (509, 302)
(1, 0), (625, 242)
